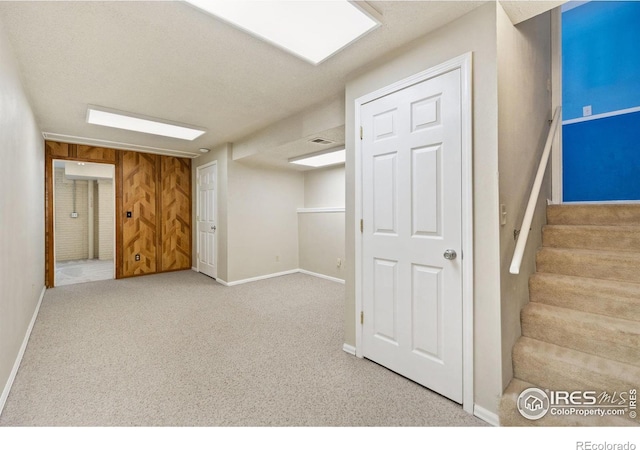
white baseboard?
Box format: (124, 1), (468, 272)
(191, 266), (198, 272)
(224, 269), (300, 287)
(342, 343), (356, 356)
(474, 404), (499, 426)
(212, 269), (346, 288)
(0, 286), (45, 416)
(298, 269), (345, 284)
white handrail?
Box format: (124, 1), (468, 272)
(510, 106), (562, 275)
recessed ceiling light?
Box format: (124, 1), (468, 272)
(185, 0), (381, 65)
(290, 148), (345, 168)
(86, 106), (206, 141)
(199, 148), (210, 153)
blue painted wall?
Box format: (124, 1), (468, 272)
(563, 111), (640, 201)
(563, 1), (640, 120)
(562, 1), (640, 201)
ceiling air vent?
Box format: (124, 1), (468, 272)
(309, 137), (335, 145)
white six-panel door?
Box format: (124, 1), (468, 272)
(361, 68), (463, 403)
(197, 162), (217, 279)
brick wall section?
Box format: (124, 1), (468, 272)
(98, 179), (114, 260)
(54, 168), (89, 261)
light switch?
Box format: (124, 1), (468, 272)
(583, 105), (592, 117)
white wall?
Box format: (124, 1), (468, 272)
(345, 2), (503, 415)
(497, 5), (552, 389)
(303, 165), (345, 208)
(0, 19), (44, 412)
(227, 160), (304, 282)
(299, 165), (345, 280)
(232, 95), (345, 161)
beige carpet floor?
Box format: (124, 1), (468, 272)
(0, 271), (485, 427)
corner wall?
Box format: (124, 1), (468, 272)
(298, 165), (345, 281)
(227, 160), (304, 282)
(0, 20), (44, 412)
(345, 2), (502, 415)
(496, 5), (552, 390)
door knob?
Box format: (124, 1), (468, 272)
(443, 249), (457, 260)
(211, 225), (216, 231)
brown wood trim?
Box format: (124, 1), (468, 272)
(115, 150), (123, 279)
(45, 155), (118, 165)
(45, 154), (55, 288)
(69, 144), (78, 158)
(156, 154), (163, 273)
(187, 158), (193, 267)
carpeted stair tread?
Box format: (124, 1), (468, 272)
(548, 203), (640, 226)
(499, 379), (637, 426)
(542, 224), (640, 252)
(501, 203), (640, 428)
(536, 247), (640, 283)
(521, 303), (640, 367)
(529, 273), (640, 321)
(513, 337), (640, 394)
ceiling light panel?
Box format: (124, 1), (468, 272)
(86, 107), (206, 141)
(290, 148), (345, 168)
(186, 0), (381, 65)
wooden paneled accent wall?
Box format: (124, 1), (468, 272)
(121, 151), (158, 277)
(160, 157), (192, 271)
(45, 141), (192, 287)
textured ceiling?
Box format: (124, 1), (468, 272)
(0, 1), (487, 158)
(0, 1), (490, 159)
(500, 0), (567, 24)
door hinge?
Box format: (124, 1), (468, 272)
(360, 126), (363, 140)
(360, 219), (363, 233)
(360, 311), (364, 325)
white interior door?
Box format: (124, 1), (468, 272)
(197, 162), (217, 279)
(361, 68), (463, 403)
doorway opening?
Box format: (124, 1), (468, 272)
(52, 160), (115, 286)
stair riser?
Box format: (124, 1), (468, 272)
(513, 342), (640, 395)
(529, 276), (640, 322)
(521, 308), (640, 367)
(547, 205), (640, 226)
(543, 227), (640, 253)
(536, 249), (640, 283)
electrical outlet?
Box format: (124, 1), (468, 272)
(583, 105), (592, 117)
(500, 204), (507, 226)
(70, 212), (78, 218)
(135, 254), (140, 261)
(337, 258), (342, 268)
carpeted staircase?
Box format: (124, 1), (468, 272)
(499, 203), (640, 426)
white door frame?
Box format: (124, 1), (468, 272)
(551, 7), (563, 204)
(196, 160), (218, 277)
(354, 52), (474, 414)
